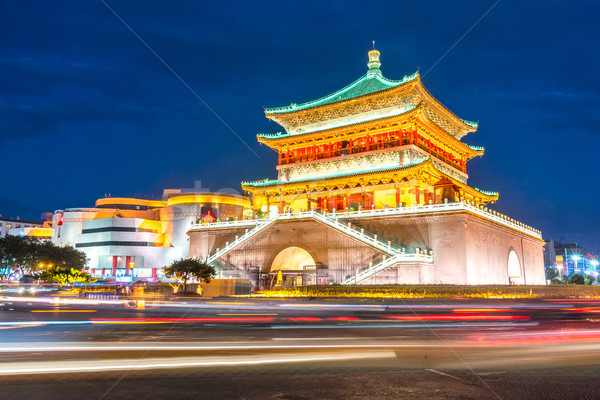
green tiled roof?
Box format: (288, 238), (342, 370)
(257, 132), (286, 139)
(461, 119), (479, 128)
(242, 158), (429, 187)
(474, 187), (498, 196)
(467, 144), (485, 152)
(258, 104), (419, 140)
(266, 71), (418, 114)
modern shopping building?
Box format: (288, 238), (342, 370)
(52, 188), (251, 282)
(188, 49), (546, 287)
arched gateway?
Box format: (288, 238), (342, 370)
(507, 249), (523, 284)
(269, 247), (317, 287)
(270, 246), (316, 272)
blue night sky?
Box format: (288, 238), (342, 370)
(1, 1), (599, 250)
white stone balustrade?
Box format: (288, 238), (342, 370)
(190, 202), (541, 239)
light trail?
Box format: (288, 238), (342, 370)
(269, 322), (539, 329)
(1, 296), (128, 306)
(31, 310), (97, 313)
(218, 313), (278, 316)
(0, 342), (441, 353)
(0, 352), (397, 376)
(90, 316), (276, 323)
(381, 314), (530, 321)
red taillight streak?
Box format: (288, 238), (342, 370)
(90, 317), (275, 323)
(285, 317), (322, 322)
(381, 314), (529, 321)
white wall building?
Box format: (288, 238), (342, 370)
(1, 216), (51, 240)
(52, 190), (251, 282)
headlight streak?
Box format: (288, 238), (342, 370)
(0, 351), (398, 376)
(0, 342), (460, 353)
(1, 296), (127, 306)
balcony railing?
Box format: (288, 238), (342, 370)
(190, 202), (542, 239)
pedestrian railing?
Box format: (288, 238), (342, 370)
(310, 210), (400, 255)
(206, 218), (277, 265)
(342, 252), (433, 285)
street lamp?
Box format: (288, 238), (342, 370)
(591, 259), (599, 274)
(572, 255), (581, 274)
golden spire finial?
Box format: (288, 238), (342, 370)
(367, 44), (381, 71)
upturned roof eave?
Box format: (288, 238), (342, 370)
(242, 158), (498, 203)
(258, 104), (482, 159)
(241, 158), (431, 189)
(264, 71), (419, 117)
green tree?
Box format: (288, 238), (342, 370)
(163, 258), (215, 292)
(545, 266), (560, 282)
(568, 273), (585, 285)
(551, 276), (565, 284)
(0, 236), (39, 278)
(0, 236), (89, 281)
(38, 267), (96, 285)
(34, 240), (88, 270)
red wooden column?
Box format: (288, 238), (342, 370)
(396, 186), (401, 206)
(111, 256), (117, 276)
(414, 186), (420, 205)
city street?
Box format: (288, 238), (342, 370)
(2, 295), (600, 399)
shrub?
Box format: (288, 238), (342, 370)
(568, 273), (585, 285)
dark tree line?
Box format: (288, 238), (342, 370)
(0, 235), (91, 283)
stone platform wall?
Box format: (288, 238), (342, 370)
(188, 211), (545, 285)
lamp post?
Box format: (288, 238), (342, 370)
(591, 259), (599, 274)
(572, 255), (581, 274)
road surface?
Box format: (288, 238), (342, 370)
(1, 294), (600, 399)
